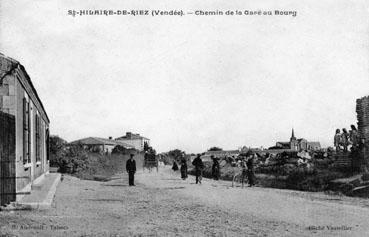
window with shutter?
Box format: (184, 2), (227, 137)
(36, 114), (40, 162)
(27, 102), (31, 164)
(46, 128), (50, 161)
(23, 98), (28, 164)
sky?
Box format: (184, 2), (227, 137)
(1, 0), (369, 153)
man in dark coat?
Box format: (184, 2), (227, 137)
(246, 155), (255, 187)
(192, 154), (204, 184)
(126, 154), (136, 186)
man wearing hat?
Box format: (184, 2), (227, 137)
(246, 154), (255, 187)
(126, 154), (137, 186)
(192, 154), (204, 184)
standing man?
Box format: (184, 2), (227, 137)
(192, 154), (204, 184)
(246, 154), (255, 187)
(126, 154), (136, 186)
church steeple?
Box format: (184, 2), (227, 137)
(290, 128), (296, 141)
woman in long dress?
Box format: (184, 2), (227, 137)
(172, 161), (179, 171)
(180, 158), (188, 180)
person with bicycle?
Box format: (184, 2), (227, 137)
(240, 158), (248, 186)
(192, 154), (204, 184)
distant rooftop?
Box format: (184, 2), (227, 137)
(115, 132), (149, 140)
(69, 137), (134, 148)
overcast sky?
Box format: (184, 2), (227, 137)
(1, 0), (369, 153)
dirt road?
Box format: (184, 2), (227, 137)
(0, 166), (368, 236)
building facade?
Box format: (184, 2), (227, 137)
(115, 132), (150, 151)
(0, 53), (50, 202)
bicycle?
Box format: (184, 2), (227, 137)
(232, 161), (248, 188)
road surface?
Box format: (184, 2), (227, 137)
(0, 166), (368, 236)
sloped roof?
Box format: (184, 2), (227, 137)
(69, 137), (134, 148)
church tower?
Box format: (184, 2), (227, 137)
(290, 128), (298, 151)
(290, 128), (296, 142)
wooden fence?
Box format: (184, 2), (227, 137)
(0, 111), (16, 206)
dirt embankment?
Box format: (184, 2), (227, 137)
(73, 153), (144, 181)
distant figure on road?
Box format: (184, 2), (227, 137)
(172, 161), (179, 171)
(126, 154), (136, 186)
(180, 156), (188, 180)
(211, 156), (220, 180)
(246, 155), (255, 187)
(334, 129), (341, 152)
(341, 128), (349, 152)
(192, 154), (204, 184)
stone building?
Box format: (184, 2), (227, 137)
(115, 132), (150, 151)
(0, 53), (50, 203)
(355, 96), (369, 170)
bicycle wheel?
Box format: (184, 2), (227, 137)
(232, 173), (241, 187)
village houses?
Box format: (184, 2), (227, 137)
(115, 132), (150, 151)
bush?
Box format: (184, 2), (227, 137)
(49, 135), (67, 168)
(285, 170), (345, 192)
(112, 145), (136, 155)
(58, 144), (89, 173)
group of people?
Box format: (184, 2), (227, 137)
(171, 154), (207, 184)
(126, 152), (256, 187)
(172, 154), (203, 183)
(334, 124), (361, 152)
(171, 153), (256, 187)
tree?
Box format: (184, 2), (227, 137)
(208, 147), (223, 151)
(168, 149), (185, 160)
(49, 135), (67, 168)
(50, 135), (67, 155)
